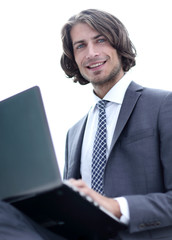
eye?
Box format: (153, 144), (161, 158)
(76, 43), (85, 49)
(97, 38), (106, 43)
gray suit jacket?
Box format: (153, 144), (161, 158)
(64, 81), (172, 240)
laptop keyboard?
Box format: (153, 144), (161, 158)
(64, 180), (98, 206)
(63, 180), (119, 222)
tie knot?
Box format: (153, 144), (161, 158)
(97, 100), (108, 111)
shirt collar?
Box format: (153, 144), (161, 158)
(92, 73), (132, 107)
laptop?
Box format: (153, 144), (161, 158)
(0, 86), (125, 240)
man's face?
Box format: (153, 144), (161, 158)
(71, 23), (124, 88)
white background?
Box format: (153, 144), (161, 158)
(0, 0), (172, 174)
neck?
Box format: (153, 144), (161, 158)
(93, 71), (125, 99)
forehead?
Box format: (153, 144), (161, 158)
(70, 23), (100, 43)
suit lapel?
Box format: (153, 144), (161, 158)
(109, 81), (143, 154)
(67, 115), (87, 179)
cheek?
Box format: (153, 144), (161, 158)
(74, 51), (87, 68)
(74, 54), (82, 68)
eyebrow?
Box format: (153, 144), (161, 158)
(73, 34), (103, 47)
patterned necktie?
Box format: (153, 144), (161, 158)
(91, 100), (107, 195)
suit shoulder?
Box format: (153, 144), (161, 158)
(143, 86), (171, 95)
(131, 81), (172, 100)
(141, 86), (172, 103)
(68, 114), (88, 134)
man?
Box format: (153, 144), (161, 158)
(61, 9), (172, 239)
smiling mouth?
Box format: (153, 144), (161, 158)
(87, 61), (106, 69)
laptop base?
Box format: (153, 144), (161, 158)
(8, 184), (125, 240)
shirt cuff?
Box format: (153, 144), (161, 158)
(115, 197), (130, 225)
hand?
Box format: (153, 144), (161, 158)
(68, 178), (122, 219)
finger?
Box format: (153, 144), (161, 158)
(69, 179), (87, 188)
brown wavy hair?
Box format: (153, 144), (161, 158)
(60, 9), (137, 85)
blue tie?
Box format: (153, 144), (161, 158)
(91, 100), (107, 195)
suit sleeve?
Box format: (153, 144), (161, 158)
(125, 92), (172, 234)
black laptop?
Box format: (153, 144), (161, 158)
(0, 86), (125, 240)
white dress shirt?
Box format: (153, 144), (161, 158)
(80, 74), (131, 224)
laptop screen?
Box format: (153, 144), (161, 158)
(0, 86), (62, 200)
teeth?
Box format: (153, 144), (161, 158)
(89, 62), (104, 68)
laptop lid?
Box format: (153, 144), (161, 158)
(0, 86), (62, 200)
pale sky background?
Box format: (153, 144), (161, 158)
(0, 0), (172, 175)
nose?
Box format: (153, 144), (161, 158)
(86, 43), (99, 59)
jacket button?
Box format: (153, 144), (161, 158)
(139, 223), (145, 229)
(156, 221), (161, 226)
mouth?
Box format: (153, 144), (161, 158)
(87, 61), (106, 70)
